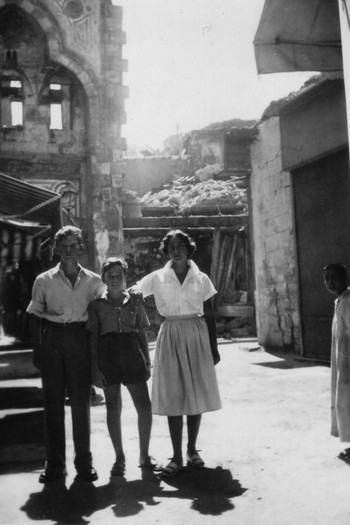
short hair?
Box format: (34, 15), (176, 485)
(53, 226), (83, 250)
(101, 257), (128, 281)
(323, 263), (348, 280)
(160, 229), (196, 257)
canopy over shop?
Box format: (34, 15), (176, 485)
(254, 0), (342, 74)
(0, 172), (61, 338)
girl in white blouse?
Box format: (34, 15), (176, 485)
(135, 229), (221, 477)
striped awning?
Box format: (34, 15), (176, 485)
(0, 172), (61, 226)
(0, 172), (61, 266)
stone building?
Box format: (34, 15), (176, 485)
(0, 0), (127, 269)
(250, 0), (350, 361)
(250, 75), (348, 361)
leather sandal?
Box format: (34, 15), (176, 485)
(139, 456), (163, 472)
(111, 459), (126, 476)
(187, 451), (205, 468)
(75, 467), (98, 482)
(161, 460), (183, 478)
(39, 468), (66, 484)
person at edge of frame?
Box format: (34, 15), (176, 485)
(324, 262), (350, 461)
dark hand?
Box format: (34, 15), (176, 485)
(213, 353), (221, 365)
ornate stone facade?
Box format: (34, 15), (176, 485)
(0, 0), (127, 268)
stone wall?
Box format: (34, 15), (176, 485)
(250, 116), (301, 351)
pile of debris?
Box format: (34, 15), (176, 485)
(139, 164), (247, 215)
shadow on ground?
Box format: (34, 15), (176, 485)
(21, 467), (247, 523)
(0, 409), (45, 474)
(159, 466), (246, 515)
(253, 349), (330, 370)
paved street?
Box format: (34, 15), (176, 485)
(1, 339), (349, 525)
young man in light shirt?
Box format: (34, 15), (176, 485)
(27, 226), (105, 483)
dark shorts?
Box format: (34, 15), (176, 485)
(98, 332), (147, 386)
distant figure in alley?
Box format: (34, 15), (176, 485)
(324, 263), (350, 459)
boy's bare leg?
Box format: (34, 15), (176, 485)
(127, 382), (152, 464)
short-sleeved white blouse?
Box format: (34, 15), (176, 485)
(136, 260), (217, 317)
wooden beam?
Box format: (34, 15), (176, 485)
(123, 214), (248, 229)
(123, 228), (216, 236)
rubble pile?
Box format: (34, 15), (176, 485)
(139, 164), (247, 215)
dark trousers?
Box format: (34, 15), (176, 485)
(41, 323), (92, 472)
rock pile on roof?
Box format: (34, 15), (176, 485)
(139, 164), (247, 215)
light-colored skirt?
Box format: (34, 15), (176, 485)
(151, 315), (222, 416)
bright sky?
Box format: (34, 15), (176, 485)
(114, 0), (315, 150)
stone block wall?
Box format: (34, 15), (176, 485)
(250, 116), (301, 351)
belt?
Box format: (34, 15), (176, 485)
(44, 320), (86, 330)
(165, 314), (199, 321)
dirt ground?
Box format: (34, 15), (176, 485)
(1, 339), (350, 525)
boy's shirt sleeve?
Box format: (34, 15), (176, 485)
(26, 276), (46, 316)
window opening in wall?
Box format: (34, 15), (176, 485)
(50, 103), (63, 129)
(1, 78), (23, 128)
(11, 101), (23, 126)
(49, 84), (63, 129)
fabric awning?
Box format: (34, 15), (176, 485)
(0, 172), (62, 266)
(254, 0), (343, 74)
(0, 171), (61, 227)
(0, 217), (51, 236)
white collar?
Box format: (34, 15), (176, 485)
(164, 259), (201, 276)
(102, 289), (131, 305)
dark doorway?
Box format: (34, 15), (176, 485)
(293, 148), (350, 360)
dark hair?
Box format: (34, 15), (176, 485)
(323, 263), (348, 280)
(53, 226), (83, 250)
(160, 229), (196, 258)
(101, 257), (128, 281)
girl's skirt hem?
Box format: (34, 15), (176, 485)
(152, 406), (222, 417)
